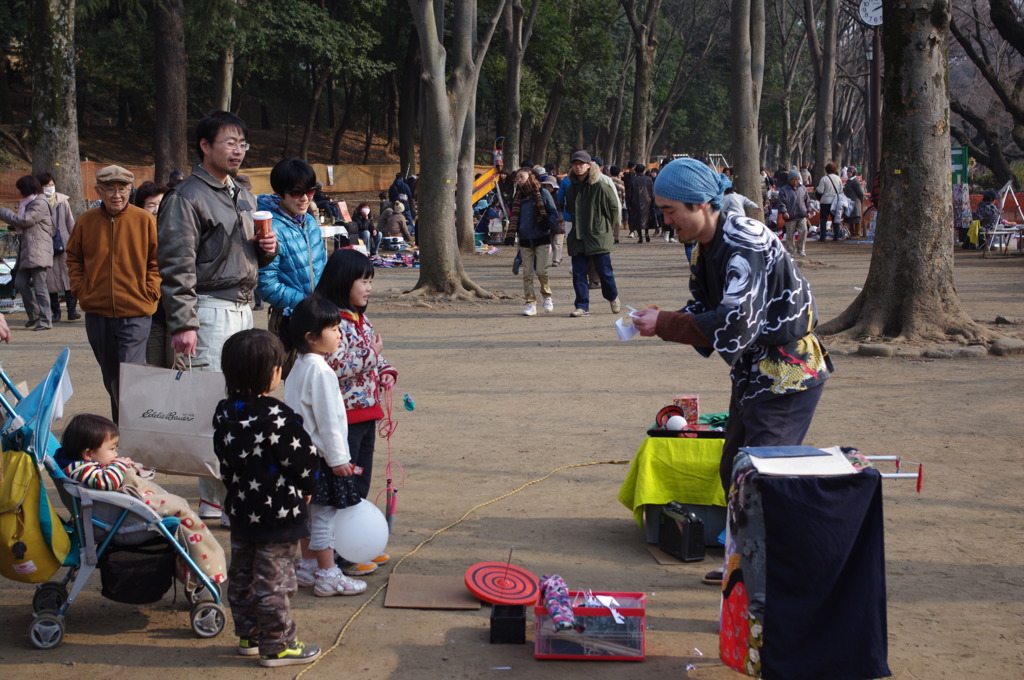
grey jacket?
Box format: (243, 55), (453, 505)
(778, 183), (811, 219)
(157, 164), (276, 334)
(0, 196), (54, 269)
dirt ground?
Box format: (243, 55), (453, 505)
(0, 238), (1021, 679)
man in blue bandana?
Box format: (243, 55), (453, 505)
(632, 158), (833, 585)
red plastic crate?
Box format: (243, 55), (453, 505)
(533, 590), (646, 661)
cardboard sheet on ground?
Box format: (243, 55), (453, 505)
(384, 574), (482, 610)
(646, 545), (693, 565)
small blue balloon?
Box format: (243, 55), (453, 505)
(403, 393), (415, 411)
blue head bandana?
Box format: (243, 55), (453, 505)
(654, 158), (727, 211)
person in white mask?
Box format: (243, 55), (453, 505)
(37, 172), (80, 322)
(349, 202), (378, 255)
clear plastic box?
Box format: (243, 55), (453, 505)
(533, 590), (645, 661)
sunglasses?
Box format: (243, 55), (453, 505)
(288, 188), (316, 199)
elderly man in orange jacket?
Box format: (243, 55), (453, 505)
(67, 165), (161, 423)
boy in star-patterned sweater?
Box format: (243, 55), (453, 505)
(213, 329), (323, 668)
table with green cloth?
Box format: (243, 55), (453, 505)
(617, 435), (727, 539)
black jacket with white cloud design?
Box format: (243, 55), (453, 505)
(213, 395), (322, 543)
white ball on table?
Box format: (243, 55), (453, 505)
(665, 415), (688, 431)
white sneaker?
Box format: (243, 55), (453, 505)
(313, 567), (366, 597)
(610, 298), (621, 314)
(522, 303), (537, 316)
(295, 558), (317, 588)
(197, 499), (221, 520)
(542, 298), (554, 313)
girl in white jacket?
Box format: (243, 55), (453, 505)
(283, 295), (367, 597)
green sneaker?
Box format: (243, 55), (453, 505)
(237, 637), (260, 656)
(259, 640), (322, 667)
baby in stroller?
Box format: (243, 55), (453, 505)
(54, 414), (227, 584)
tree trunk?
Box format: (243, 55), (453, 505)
(817, 0), (989, 344)
(213, 2), (236, 111)
(215, 47), (234, 111)
(604, 49), (632, 163)
(729, 0), (764, 212)
(457, 87), (477, 252)
(500, 0), (541, 171)
(330, 76), (354, 164)
(405, 0), (506, 299)
(362, 102), (373, 164)
(29, 0), (85, 215)
(807, 0), (838, 179)
(398, 28), (421, 177)
(386, 72), (398, 153)
(622, 0), (662, 164)
(299, 66), (330, 161)
(502, 2), (521, 170)
(326, 75), (335, 129)
(153, 0), (188, 189)
(117, 90), (131, 129)
(0, 55), (12, 124)
(530, 74), (565, 164)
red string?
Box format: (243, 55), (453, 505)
(374, 384), (405, 510)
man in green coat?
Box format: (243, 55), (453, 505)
(564, 151), (621, 317)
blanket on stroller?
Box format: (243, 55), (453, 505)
(120, 468), (227, 584)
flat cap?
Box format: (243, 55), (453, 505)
(96, 165), (134, 184)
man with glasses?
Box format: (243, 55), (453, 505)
(67, 165), (161, 423)
(157, 110), (278, 525)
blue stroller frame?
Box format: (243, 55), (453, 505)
(0, 349), (226, 649)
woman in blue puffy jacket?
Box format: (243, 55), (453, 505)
(256, 158), (327, 375)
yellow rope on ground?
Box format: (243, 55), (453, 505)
(293, 459), (630, 679)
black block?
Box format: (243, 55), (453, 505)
(490, 604), (526, 644)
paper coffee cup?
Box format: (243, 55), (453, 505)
(253, 210), (272, 239)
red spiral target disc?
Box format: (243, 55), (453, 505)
(464, 562), (540, 605)
(656, 404), (685, 426)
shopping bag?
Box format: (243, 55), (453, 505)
(117, 363), (225, 479)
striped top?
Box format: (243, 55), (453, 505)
(63, 459), (130, 491)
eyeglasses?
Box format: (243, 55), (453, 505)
(215, 138), (251, 151)
(100, 185), (131, 196)
(287, 189), (316, 199)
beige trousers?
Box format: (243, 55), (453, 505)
(521, 245), (552, 303)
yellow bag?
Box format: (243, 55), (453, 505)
(968, 220), (980, 247)
(0, 449), (70, 583)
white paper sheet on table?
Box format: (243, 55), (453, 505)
(744, 445), (857, 477)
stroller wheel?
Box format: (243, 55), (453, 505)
(32, 582), (68, 614)
(190, 601), (226, 638)
(29, 612), (65, 649)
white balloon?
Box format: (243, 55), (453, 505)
(665, 415), (688, 431)
(332, 499), (389, 564)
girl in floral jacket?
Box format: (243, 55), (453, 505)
(315, 249), (397, 575)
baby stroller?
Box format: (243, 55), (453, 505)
(0, 349), (226, 649)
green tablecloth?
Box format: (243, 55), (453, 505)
(617, 436), (727, 529)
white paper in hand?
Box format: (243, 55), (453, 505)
(615, 316), (639, 341)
